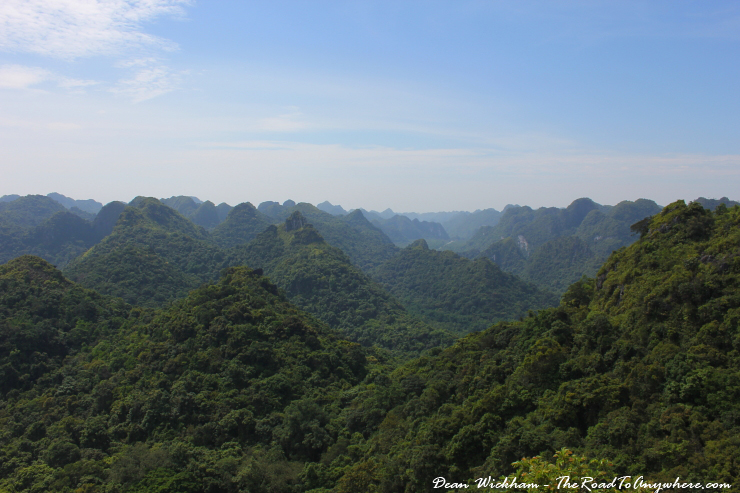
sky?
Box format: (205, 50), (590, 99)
(1, 1), (739, 212)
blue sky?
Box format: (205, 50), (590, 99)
(1, 1), (738, 212)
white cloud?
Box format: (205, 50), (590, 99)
(192, 140), (740, 179)
(115, 57), (160, 68)
(0, 0), (190, 59)
(0, 2), (188, 100)
(0, 64), (49, 88)
(0, 63), (98, 91)
(111, 63), (185, 102)
(57, 76), (99, 88)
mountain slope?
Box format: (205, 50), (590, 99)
(333, 208), (399, 270)
(0, 196), (105, 268)
(210, 202), (273, 248)
(465, 198), (605, 254)
(160, 195), (200, 217)
(0, 262), (369, 492)
(0, 255), (131, 397)
(160, 195), (233, 229)
(574, 198), (664, 257)
(64, 198), (228, 306)
(188, 200), (221, 229)
(370, 239), (558, 333)
(324, 200), (740, 490)
(370, 215), (449, 245)
(0, 195), (66, 228)
(259, 202), (399, 270)
(442, 207), (503, 240)
(231, 212), (453, 355)
(22, 211), (99, 268)
(472, 198), (662, 293)
(91, 201), (127, 240)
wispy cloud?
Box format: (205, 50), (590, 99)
(194, 140), (740, 177)
(57, 76), (99, 89)
(0, 0), (190, 59)
(0, 63), (97, 90)
(111, 62), (186, 102)
(0, 1), (189, 101)
(0, 64), (48, 88)
(115, 57), (162, 68)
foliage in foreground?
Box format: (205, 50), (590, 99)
(321, 201), (740, 491)
(0, 263), (369, 492)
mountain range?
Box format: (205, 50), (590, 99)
(0, 197), (737, 491)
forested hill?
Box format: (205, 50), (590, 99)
(210, 202), (273, 248)
(0, 196), (106, 268)
(368, 214), (449, 246)
(0, 200), (739, 491)
(0, 261), (371, 492)
(58, 200), (450, 356)
(258, 201), (398, 271)
(231, 212), (454, 355)
(63, 197), (229, 306)
(0, 194), (67, 228)
(469, 198), (663, 293)
(0, 255), (131, 398)
(370, 239), (558, 333)
(160, 195), (233, 229)
(325, 200), (740, 490)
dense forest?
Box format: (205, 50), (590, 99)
(457, 198), (664, 294)
(0, 193), (738, 492)
(230, 212), (454, 356)
(369, 239), (557, 333)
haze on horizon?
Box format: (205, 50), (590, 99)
(1, 1), (738, 212)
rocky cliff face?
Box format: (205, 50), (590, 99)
(285, 211), (309, 231)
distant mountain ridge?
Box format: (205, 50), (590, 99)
(258, 201), (398, 271)
(160, 195), (233, 229)
(319, 204), (505, 244)
(1, 191), (737, 302)
(368, 214), (449, 246)
(463, 198), (664, 293)
(47, 192), (103, 215)
(694, 196), (740, 210)
(316, 200), (348, 216)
